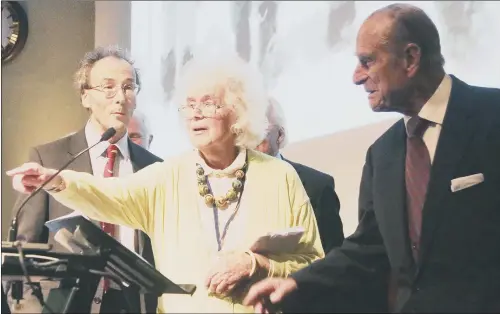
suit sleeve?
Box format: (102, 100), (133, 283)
(291, 147), (390, 296)
(12, 147), (49, 242)
(316, 176), (344, 253)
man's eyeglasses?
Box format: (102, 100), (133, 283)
(178, 101), (225, 118)
(85, 83), (139, 99)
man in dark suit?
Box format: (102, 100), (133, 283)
(245, 3), (500, 313)
(8, 46), (161, 313)
(256, 98), (344, 253)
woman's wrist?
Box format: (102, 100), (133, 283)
(245, 250), (257, 277)
(252, 252), (271, 279)
(44, 175), (66, 193)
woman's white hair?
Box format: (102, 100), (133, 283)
(173, 53), (269, 149)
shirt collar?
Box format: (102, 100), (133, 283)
(195, 147), (247, 177)
(404, 74), (452, 135)
(276, 152), (283, 160)
(84, 121), (130, 160)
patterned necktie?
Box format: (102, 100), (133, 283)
(101, 144), (118, 292)
(405, 116), (431, 261)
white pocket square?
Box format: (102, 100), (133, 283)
(450, 173), (484, 192)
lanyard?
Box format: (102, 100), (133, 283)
(208, 178), (245, 251)
(206, 156), (248, 252)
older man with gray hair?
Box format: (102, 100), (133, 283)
(256, 98), (344, 253)
(128, 110), (154, 150)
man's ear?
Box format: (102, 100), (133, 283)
(277, 127), (286, 147)
(404, 43), (421, 78)
(81, 92), (91, 110)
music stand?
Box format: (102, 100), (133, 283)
(45, 215), (196, 312)
(2, 242), (105, 314)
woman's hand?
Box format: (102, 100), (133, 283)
(205, 251), (257, 296)
(6, 162), (59, 193)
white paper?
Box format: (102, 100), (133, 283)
(47, 210), (90, 222)
(249, 226), (305, 254)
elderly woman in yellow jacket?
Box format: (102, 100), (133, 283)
(7, 55), (324, 313)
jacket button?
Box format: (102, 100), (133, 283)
(93, 297), (102, 304)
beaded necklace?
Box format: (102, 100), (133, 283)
(196, 153), (249, 251)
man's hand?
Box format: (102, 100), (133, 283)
(6, 162), (59, 194)
(243, 278), (298, 313)
(205, 251), (255, 296)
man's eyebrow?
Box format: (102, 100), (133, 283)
(357, 53), (374, 60)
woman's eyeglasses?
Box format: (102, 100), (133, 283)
(178, 101), (225, 118)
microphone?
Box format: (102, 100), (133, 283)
(8, 127), (117, 243)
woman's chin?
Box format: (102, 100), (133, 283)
(191, 137), (213, 151)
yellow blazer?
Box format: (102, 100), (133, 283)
(51, 149), (325, 313)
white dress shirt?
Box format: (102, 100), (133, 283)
(404, 74), (452, 164)
(85, 122), (136, 252)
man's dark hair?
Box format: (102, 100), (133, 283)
(74, 45), (141, 95)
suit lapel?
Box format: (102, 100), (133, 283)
(128, 139), (149, 173)
(63, 129), (98, 222)
(375, 121), (415, 269)
(418, 76), (478, 264)
(67, 129), (93, 174)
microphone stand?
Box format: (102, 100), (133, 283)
(8, 127), (117, 243)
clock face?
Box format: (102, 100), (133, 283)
(1, 1), (28, 63)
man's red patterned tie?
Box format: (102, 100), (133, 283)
(101, 144), (118, 292)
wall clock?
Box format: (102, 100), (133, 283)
(2, 1), (28, 64)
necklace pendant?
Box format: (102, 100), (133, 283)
(232, 180), (243, 191)
(234, 169), (245, 179)
(204, 194), (215, 206)
(226, 189), (237, 201)
(196, 165), (205, 176)
(215, 197), (228, 209)
(199, 184), (210, 196)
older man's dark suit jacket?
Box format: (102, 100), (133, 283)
(282, 158), (344, 253)
(13, 128), (162, 313)
(288, 75), (500, 313)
